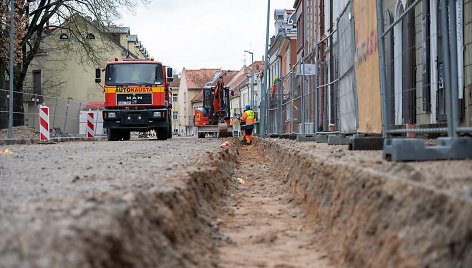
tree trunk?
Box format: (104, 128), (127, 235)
(0, 57), (7, 129)
(13, 65), (25, 127)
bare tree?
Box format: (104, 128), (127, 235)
(0, 0), (28, 128)
(0, 0), (148, 127)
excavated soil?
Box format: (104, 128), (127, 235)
(0, 126), (40, 140)
(0, 138), (236, 267)
(1, 136), (471, 267)
(215, 144), (334, 268)
(256, 138), (472, 268)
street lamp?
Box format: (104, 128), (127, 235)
(259, 0), (270, 137)
(8, 0), (14, 139)
(244, 50), (254, 109)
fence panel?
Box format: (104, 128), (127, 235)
(337, 1), (358, 134)
(0, 89), (104, 139)
(282, 71), (295, 134)
(378, 0), (472, 161)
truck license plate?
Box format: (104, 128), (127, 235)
(117, 93), (152, 105)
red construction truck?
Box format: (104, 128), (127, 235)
(95, 58), (173, 141)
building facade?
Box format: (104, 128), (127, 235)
(22, 16), (150, 134)
(263, 0), (471, 136)
(177, 68), (222, 136)
(169, 75), (181, 134)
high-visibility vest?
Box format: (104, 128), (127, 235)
(242, 109), (255, 125)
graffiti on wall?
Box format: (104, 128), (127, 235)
(355, 30), (378, 67)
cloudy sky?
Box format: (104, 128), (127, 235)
(119, 0), (294, 73)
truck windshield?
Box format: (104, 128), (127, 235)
(106, 63), (163, 86)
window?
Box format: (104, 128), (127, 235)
(86, 33), (95, 40)
(33, 70), (42, 95)
(59, 33), (69, 40)
(173, 111), (178, 120)
(106, 63), (163, 86)
(173, 94), (178, 102)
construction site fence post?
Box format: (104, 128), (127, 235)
(378, 0), (472, 161)
(0, 89), (105, 138)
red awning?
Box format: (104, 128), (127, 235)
(83, 101), (104, 110)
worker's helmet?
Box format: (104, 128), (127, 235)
(245, 104), (251, 110)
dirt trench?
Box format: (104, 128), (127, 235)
(255, 139), (472, 268)
(2, 137), (469, 267)
(214, 143), (334, 268)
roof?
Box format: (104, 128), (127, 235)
(169, 75), (181, 88)
(83, 101), (104, 110)
(191, 70), (239, 103)
(249, 61), (264, 74)
(228, 75), (248, 95)
(207, 70), (239, 87)
(191, 91), (203, 103)
(128, 35), (138, 42)
(184, 68), (222, 89)
(226, 62), (263, 98)
(45, 15), (140, 59)
(105, 26), (130, 34)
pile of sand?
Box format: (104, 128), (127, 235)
(0, 126), (40, 140)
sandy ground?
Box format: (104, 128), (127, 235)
(271, 139), (472, 197)
(0, 137), (220, 207)
(257, 138), (472, 268)
(216, 144), (334, 268)
(1, 135), (469, 267)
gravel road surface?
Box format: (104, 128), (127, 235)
(0, 137), (226, 267)
(0, 137), (220, 207)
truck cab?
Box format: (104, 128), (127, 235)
(96, 58), (173, 141)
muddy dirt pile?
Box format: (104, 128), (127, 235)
(0, 126), (40, 140)
(256, 138), (472, 268)
(0, 138), (237, 267)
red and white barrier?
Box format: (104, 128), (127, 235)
(150, 129), (156, 137)
(87, 112), (95, 138)
(39, 105), (50, 141)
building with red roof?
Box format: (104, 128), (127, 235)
(176, 68), (222, 135)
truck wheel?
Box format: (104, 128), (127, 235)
(122, 130), (131, 141)
(168, 124), (172, 139)
(156, 128), (168, 140)
(107, 129), (120, 141)
(198, 132), (205, 138)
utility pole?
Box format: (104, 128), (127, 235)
(244, 50), (254, 108)
(261, 0), (270, 137)
(8, 0), (15, 139)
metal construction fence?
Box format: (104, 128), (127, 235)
(259, 0), (471, 160)
(0, 88), (104, 138)
(376, 0), (472, 135)
(377, 0), (472, 160)
(264, 1), (357, 137)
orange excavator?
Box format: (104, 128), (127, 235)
(194, 77), (232, 138)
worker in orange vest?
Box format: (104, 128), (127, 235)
(240, 104), (255, 145)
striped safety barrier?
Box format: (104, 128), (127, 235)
(87, 112), (95, 138)
(39, 105), (50, 141)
